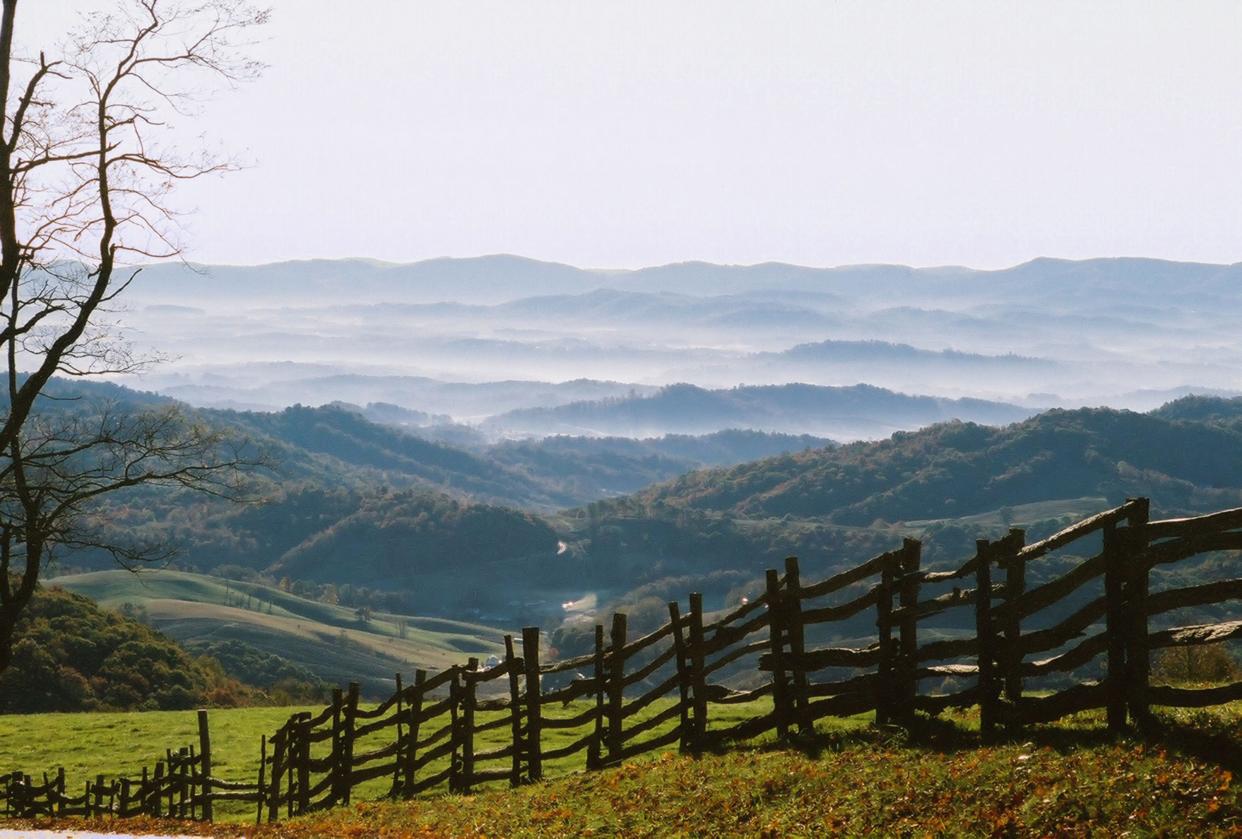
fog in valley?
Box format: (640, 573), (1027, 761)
(111, 255), (1242, 442)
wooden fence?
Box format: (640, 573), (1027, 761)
(7, 496), (1242, 824)
(0, 710), (252, 820)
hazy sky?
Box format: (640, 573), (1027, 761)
(20, 1), (1242, 269)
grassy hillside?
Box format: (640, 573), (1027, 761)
(257, 714), (1242, 838)
(49, 570), (507, 696)
(0, 697), (774, 825)
(5, 705), (1241, 836)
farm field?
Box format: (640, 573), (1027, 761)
(4, 704), (1242, 836)
(48, 570), (509, 695)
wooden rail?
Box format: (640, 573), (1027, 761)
(9, 496), (1242, 824)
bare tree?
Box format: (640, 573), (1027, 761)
(0, 0), (269, 673)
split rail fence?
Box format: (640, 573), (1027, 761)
(7, 496), (1242, 824)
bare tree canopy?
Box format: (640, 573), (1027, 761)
(0, 0), (268, 673)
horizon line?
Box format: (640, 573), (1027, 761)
(125, 253), (1242, 274)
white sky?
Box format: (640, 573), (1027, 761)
(19, 1), (1242, 269)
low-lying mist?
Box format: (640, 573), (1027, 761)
(114, 255), (1242, 440)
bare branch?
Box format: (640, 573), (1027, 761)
(0, 0), (267, 673)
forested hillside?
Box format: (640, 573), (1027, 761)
(626, 403), (1242, 524)
(38, 378), (1242, 637)
(486, 382), (1032, 438)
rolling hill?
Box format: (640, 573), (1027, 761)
(623, 403), (1242, 525)
(37, 378), (1242, 643)
(49, 570), (507, 697)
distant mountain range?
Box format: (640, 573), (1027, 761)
(109, 255), (1242, 414)
(128, 255), (1242, 306)
(484, 382), (1034, 439)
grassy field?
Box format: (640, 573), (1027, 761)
(4, 704), (1242, 837)
(47, 569), (509, 694)
(0, 696), (796, 822)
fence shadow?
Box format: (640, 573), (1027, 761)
(1139, 713), (1242, 775)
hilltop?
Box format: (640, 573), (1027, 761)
(623, 404), (1242, 525)
(48, 569), (505, 696)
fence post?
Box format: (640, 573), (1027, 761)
(155, 761), (169, 818)
(1000, 529), (1026, 712)
(404, 669), (425, 796)
(974, 539), (999, 740)
(783, 557), (813, 736)
(765, 570), (792, 738)
(667, 602), (692, 753)
(391, 672), (404, 799)
(461, 658), (478, 793)
(328, 688), (343, 806)
(688, 592), (708, 751)
(875, 553), (896, 726)
(521, 627), (543, 781)
(341, 682), (360, 804)
(178, 749), (190, 818)
(267, 728), (284, 822)
(1123, 498), (1152, 730)
(1103, 522), (1128, 733)
(255, 736), (266, 825)
(448, 667), (463, 794)
(55, 768), (65, 818)
(589, 624), (606, 769)
(504, 637), (525, 785)
(296, 712), (310, 814)
(196, 709), (213, 822)
(169, 752), (179, 818)
(607, 613), (628, 763)
(898, 539), (922, 726)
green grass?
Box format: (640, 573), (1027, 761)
(47, 569), (508, 693)
(0, 706), (299, 788)
(0, 697), (797, 822)
(254, 708), (1242, 838)
(5, 704), (1242, 835)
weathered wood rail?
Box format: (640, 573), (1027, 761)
(7, 496), (1242, 824)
